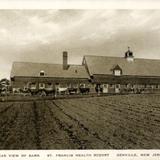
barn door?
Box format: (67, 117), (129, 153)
(115, 84), (120, 93)
(103, 84), (108, 93)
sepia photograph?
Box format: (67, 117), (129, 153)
(0, 9), (160, 151)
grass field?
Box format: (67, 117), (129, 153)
(0, 94), (160, 149)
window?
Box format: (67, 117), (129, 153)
(112, 65), (122, 76)
(39, 83), (45, 89)
(40, 70), (45, 76)
(46, 83), (52, 89)
(30, 83), (36, 89)
(80, 84), (85, 88)
(48, 83), (52, 86)
(114, 70), (121, 76)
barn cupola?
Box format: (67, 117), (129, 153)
(125, 47), (134, 62)
(63, 51), (68, 70)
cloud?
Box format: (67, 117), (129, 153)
(0, 10), (160, 79)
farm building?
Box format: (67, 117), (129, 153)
(83, 48), (160, 93)
(10, 51), (90, 95)
(10, 48), (160, 94)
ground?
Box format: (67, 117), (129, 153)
(0, 94), (160, 149)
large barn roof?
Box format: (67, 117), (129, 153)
(84, 55), (160, 77)
(11, 62), (89, 79)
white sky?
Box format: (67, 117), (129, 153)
(1, 10), (160, 79)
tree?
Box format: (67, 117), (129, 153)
(0, 78), (10, 85)
(0, 78), (10, 92)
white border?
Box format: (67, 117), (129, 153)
(0, 0), (160, 9)
(0, 1), (160, 160)
(0, 150), (160, 160)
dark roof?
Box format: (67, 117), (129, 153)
(111, 64), (122, 71)
(84, 55), (160, 77)
(11, 62), (89, 79)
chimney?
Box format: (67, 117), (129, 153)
(63, 51), (68, 70)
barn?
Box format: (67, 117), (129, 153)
(83, 48), (160, 93)
(10, 48), (160, 95)
(10, 52), (90, 95)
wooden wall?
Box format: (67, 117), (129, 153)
(11, 76), (90, 90)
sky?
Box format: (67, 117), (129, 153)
(1, 10), (160, 79)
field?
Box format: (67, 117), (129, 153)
(0, 94), (160, 149)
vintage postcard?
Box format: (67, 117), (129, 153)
(0, 0), (160, 160)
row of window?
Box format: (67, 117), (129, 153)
(27, 82), (88, 89)
(26, 82), (160, 90)
(97, 84), (160, 89)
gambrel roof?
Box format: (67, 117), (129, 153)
(11, 62), (89, 79)
(84, 55), (160, 77)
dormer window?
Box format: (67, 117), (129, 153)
(40, 70), (45, 76)
(114, 70), (121, 76)
(112, 65), (122, 76)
